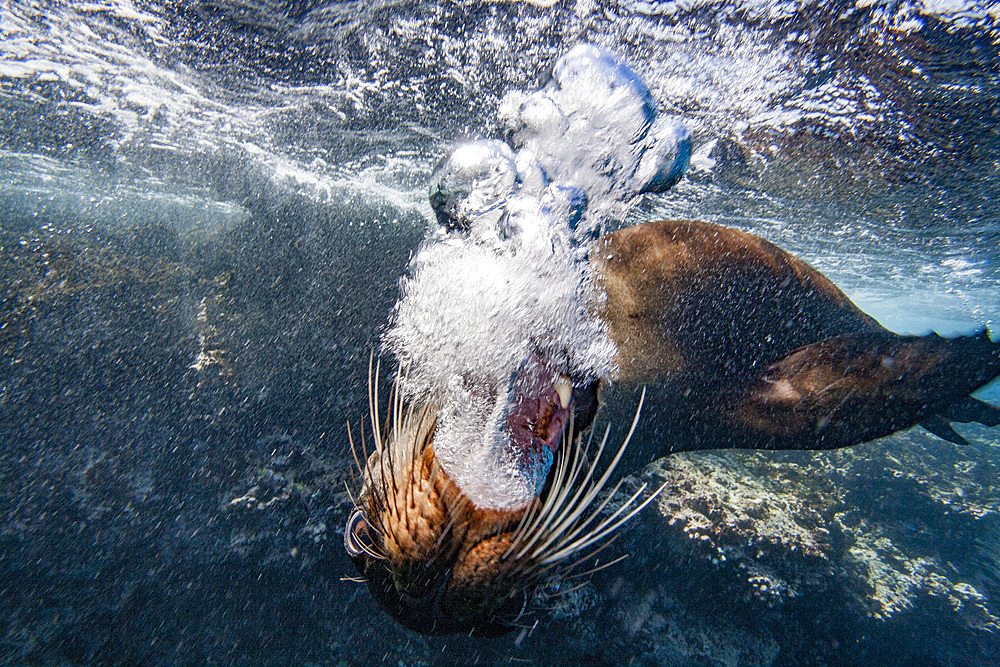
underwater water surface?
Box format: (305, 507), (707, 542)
(1, 0), (1000, 663)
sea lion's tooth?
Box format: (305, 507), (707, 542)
(555, 375), (572, 409)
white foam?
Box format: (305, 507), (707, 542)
(385, 235), (616, 509)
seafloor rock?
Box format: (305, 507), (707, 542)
(0, 172), (424, 663)
(532, 426), (1000, 664)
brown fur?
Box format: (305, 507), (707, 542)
(357, 433), (535, 633)
(596, 220), (881, 385)
(595, 220), (1000, 462)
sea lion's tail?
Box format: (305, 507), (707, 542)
(732, 329), (1000, 450)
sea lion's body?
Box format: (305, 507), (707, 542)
(599, 219), (881, 388)
(347, 219), (1000, 636)
(346, 44), (999, 637)
(596, 220), (999, 472)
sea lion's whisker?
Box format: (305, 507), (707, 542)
(375, 508), (395, 548)
(503, 419), (578, 559)
(512, 423), (611, 560)
(388, 455), (411, 532)
(545, 580), (591, 598)
(374, 462), (391, 525)
(554, 531), (622, 573)
(407, 386), (424, 513)
(539, 413), (587, 529)
(502, 497), (540, 559)
(541, 480), (667, 564)
(404, 413), (417, 512)
(428, 455), (442, 491)
(416, 403), (435, 456)
(377, 435), (402, 539)
(435, 510), (462, 551)
(509, 411), (592, 559)
(523, 418), (600, 556)
(358, 539), (388, 561)
(525, 389), (646, 561)
(365, 518), (387, 541)
(383, 418), (402, 500)
(511, 442), (573, 559)
(529, 427), (574, 529)
(557, 549), (627, 581)
(366, 352), (380, 455)
(347, 421), (373, 507)
(544, 490), (663, 566)
(525, 419), (605, 559)
(502, 494), (542, 559)
(535, 537), (621, 586)
(511, 414), (571, 538)
(543, 480), (644, 558)
(392, 364), (403, 448)
(343, 435), (367, 509)
(347, 419), (364, 479)
(358, 418), (371, 481)
(385, 374), (397, 453)
(372, 355), (384, 452)
(530, 478), (628, 566)
(545, 423), (612, 529)
(564, 416), (598, 502)
(343, 480), (359, 509)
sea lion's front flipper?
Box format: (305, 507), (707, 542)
(919, 396), (1000, 445)
(728, 330), (1000, 450)
(919, 416), (971, 446)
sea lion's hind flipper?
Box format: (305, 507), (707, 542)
(729, 329), (1000, 451)
(935, 395), (1000, 427)
(920, 395), (1000, 445)
(920, 415), (971, 446)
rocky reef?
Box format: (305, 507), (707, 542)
(584, 431), (1000, 664)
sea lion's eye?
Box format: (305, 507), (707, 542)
(344, 507), (376, 558)
(497, 589), (529, 626)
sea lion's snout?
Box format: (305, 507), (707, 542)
(343, 364), (628, 636)
(345, 436), (534, 636)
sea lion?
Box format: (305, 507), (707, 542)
(342, 45), (1000, 636)
(344, 218), (1000, 636)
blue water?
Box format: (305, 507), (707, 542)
(1, 0), (999, 663)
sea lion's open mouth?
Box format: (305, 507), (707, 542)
(506, 364), (575, 494)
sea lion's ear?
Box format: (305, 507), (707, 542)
(729, 330), (1000, 450)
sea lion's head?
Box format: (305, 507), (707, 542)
(344, 414), (531, 637)
(344, 359), (651, 636)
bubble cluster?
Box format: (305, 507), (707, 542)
(428, 43), (691, 249)
(386, 45), (689, 510)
